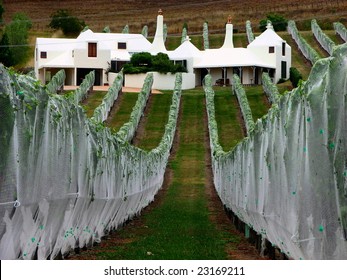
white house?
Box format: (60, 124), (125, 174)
(35, 30), (151, 86)
(35, 10), (291, 89)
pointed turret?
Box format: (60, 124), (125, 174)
(150, 9), (167, 54)
(221, 15), (234, 48)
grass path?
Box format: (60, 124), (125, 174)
(106, 92), (139, 131)
(133, 92), (173, 150)
(67, 90), (262, 260)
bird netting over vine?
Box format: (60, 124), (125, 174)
(0, 67), (182, 259)
(205, 43), (347, 259)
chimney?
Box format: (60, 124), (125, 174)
(150, 9), (167, 54)
(222, 15), (234, 48)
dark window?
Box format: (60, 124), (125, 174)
(118, 42), (127, 49)
(281, 61), (287, 79)
(111, 60), (128, 72)
(88, 43), (97, 57)
(282, 42), (286, 56)
(269, 46), (275, 53)
(40, 51), (47, 59)
(174, 60), (187, 69)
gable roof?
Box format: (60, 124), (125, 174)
(170, 38), (201, 59)
(248, 28), (285, 47)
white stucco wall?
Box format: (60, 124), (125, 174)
(124, 72), (196, 90)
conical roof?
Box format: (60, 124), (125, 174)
(170, 37), (201, 59)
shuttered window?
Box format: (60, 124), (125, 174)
(88, 43), (97, 57)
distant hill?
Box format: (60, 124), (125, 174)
(3, 0), (347, 35)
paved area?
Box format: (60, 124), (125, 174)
(63, 85), (162, 94)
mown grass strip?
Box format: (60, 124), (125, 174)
(213, 87), (244, 151)
(81, 91), (107, 118)
(106, 92), (139, 130)
(135, 92), (174, 150)
(96, 90), (235, 260)
(244, 85), (270, 121)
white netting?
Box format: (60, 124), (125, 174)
(288, 20), (321, 65)
(246, 20), (255, 44)
(334, 22), (347, 42)
(204, 44), (347, 259)
(46, 70), (65, 95)
(181, 27), (188, 44)
(92, 71), (123, 123)
(232, 74), (254, 135)
(141, 25), (148, 38)
(262, 72), (280, 104)
(73, 70), (95, 104)
(311, 19), (336, 56)
(116, 73), (153, 142)
(122, 25), (129, 34)
(203, 22), (209, 50)
(0, 67), (182, 259)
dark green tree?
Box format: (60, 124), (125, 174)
(0, 13), (32, 66)
(0, 32), (13, 66)
(49, 9), (86, 36)
(259, 13), (288, 32)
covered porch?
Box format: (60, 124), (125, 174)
(195, 66), (275, 87)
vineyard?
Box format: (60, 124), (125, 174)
(0, 17), (347, 260)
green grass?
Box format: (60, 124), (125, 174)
(81, 91), (107, 118)
(136, 92), (174, 150)
(96, 90), (240, 260)
(244, 86), (270, 122)
(213, 87), (244, 151)
(106, 92), (139, 131)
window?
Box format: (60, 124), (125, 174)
(118, 42), (127, 49)
(282, 42), (286, 56)
(174, 60), (187, 69)
(40, 51), (47, 59)
(281, 61), (287, 79)
(88, 43), (97, 57)
(269, 46), (275, 53)
(110, 60), (128, 72)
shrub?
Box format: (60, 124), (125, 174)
(259, 13), (287, 32)
(289, 67), (303, 88)
(123, 52), (187, 74)
(49, 9), (86, 36)
(0, 13), (32, 66)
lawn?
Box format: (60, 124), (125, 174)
(213, 87), (244, 151)
(106, 92), (139, 131)
(135, 92), (174, 150)
(244, 85), (270, 122)
(92, 89), (242, 260)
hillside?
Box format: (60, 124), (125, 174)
(3, 0), (347, 35)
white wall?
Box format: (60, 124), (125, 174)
(124, 72), (196, 90)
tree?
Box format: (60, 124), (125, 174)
(49, 9), (85, 36)
(259, 13), (287, 32)
(0, 32), (13, 66)
(0, 13), (32, 66)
